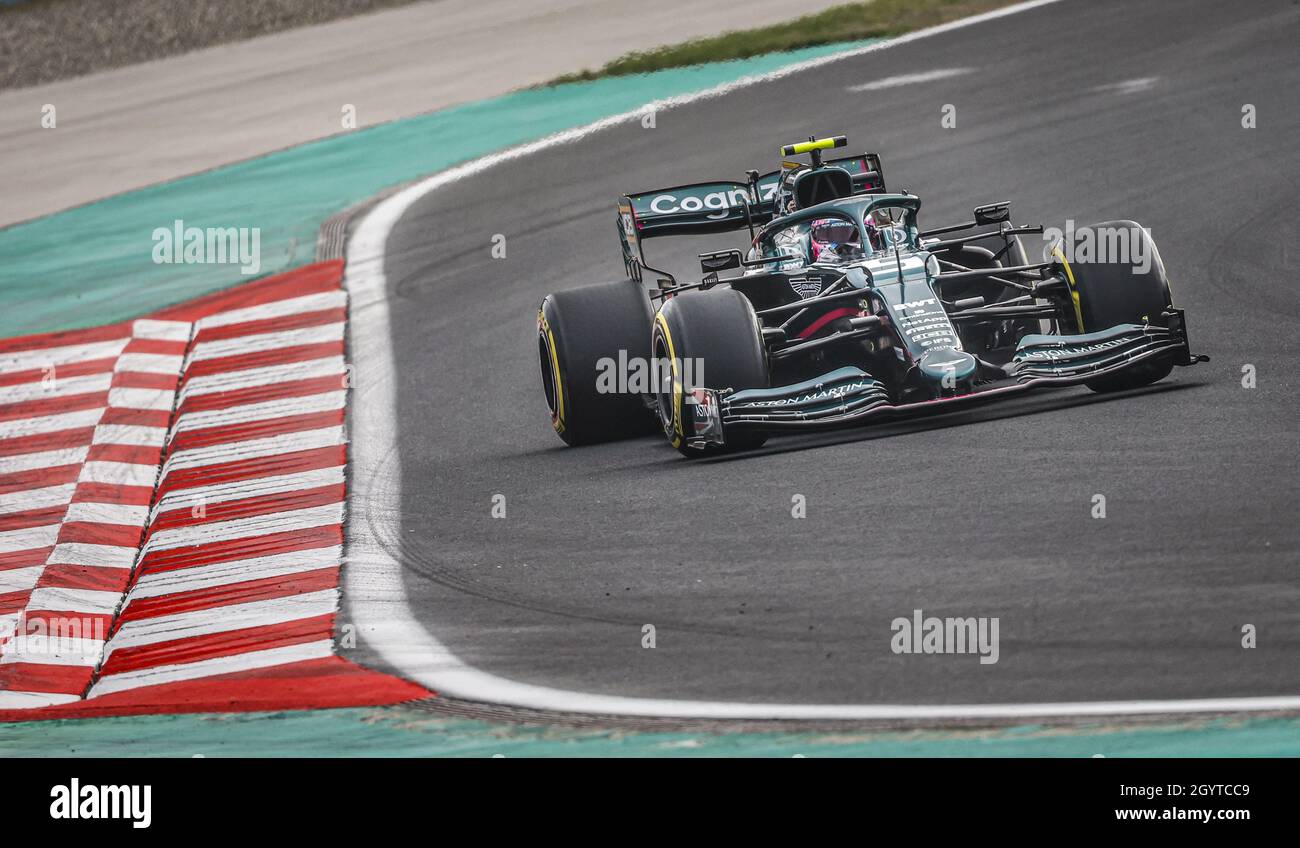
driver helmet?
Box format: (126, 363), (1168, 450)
(810, 217), (861, 262)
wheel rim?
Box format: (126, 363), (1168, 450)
(652, 332), (674, 434)
(537, 331), (558, 420)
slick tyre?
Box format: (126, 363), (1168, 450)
(652, 288), (769, 457)
(537, 280), (657, 445)
(1054, 220), (1176, 393)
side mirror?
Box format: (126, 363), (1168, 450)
(699, 249), (742, 274)
(973, 201), (1011, 226)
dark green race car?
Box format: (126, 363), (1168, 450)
(538, 135), (1206, 456)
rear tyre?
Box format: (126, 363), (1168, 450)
(652, 288), (769, 457)
(1055, 220), (1176, 393)
(537, 280), (657, 445)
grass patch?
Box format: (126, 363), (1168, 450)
(549, 0), (1021, 84)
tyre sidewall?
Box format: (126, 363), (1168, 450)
(1062, 220), (1172, 332)
(652, 288), (768, 454)
(538, 280), (655, 445)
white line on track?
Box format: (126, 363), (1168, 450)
(342, 0), (1300, 720)
(1092, 76), (1159, 95)
(847, 67), (974, 92)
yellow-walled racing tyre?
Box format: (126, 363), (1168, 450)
(1055, 220), (1176, 393)
(537, 280), (657, 445)
(652, 288), (769, 457)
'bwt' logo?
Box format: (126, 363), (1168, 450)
(50, 779), (151, 829)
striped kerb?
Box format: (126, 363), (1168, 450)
(0, 261), (426, 717)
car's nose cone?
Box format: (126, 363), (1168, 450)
(918, 348), (978, 384)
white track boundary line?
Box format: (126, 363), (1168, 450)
(342, 0), (1300, 720)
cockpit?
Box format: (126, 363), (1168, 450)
(751, 204), (915, 270)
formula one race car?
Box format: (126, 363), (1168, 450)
(537, 135), (1206, 456)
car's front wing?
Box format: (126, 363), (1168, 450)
(684, 319), (1204, 449)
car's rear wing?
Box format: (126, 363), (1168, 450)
(618, 153), (885, 282)
(620, 181), (759, 241)
(617, 181), (766, 283)
(815, 152), (886, 194)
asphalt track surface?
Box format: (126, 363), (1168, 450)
(372, 0), (1300, 708)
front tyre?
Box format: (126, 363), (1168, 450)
(652, 288), (769, 457)
(1054, 220), (1176, 393)
(537, 280), (657, 446)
